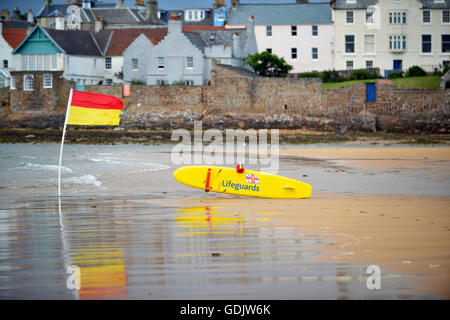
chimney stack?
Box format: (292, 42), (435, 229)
(135, 0), (144, 8)
(0, 9), (10, 21)
(66, 0), (71, 4)
(12, 7), (20, 20)
(213, 0), (225, 10)
(73, 0), (82, 6)
(244, 15), (257, 57)
(168, 12), (181, 34)
(117, 0), (125, 8)
(95, 16), (104, 32)
(146, 0), (159, 25)
(45, 0), (52, 6)
(232, 32), (241, 58)
(26, 10), (34, 23)
(231, 0), (239, 9)
(55, 12), (65, 30)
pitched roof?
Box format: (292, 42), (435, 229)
(2, 29), (27, 49)
(184, 31), (207, 52)
(104, 27), (167, 56)
(43, 27), (104, 56)
(36, 3), (116, 19)
(0, 20), (32, 29)
(227, 3), (332, 25)
(332, 0), (377, 10)
(195, 28), (248, 48)
(420, 0), (450, 9)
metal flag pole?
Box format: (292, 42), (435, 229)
(58, 88), (74, 197)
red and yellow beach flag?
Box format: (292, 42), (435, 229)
(67, 90), (124, 126)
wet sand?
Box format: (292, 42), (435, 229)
(277, 146), (450, 298)
(173, 195), (449, 299)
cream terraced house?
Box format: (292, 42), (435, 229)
(332, 0), (450, 76)
(227, 2), (334, 73)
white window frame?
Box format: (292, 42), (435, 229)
(346, 11), (354, 24)
(422, 10), (431, 24)
(10, 76), (15, 90)
(291, 25), (297, 37)
(105, 79), (113, 85)
(443, 10), (450, 24)
(390, 35), (407, 51)
(312, 47), (318, 60)
(389, 11), (407, 24)
(157, 57), (165, 70)
(105, 57), (112, 69)
(442, 34), (450, 53)
(291, 48), (297, 60)
(43, 74), (52, 88)
(365, 60), (373, 69)
(346, 60), (354, 70)
(186, 56), (194, 69)
(266, 25), (272, 37)
(132, 58), (138, 71)
(345, 34), (355, 54)
(363, 34), (375, 54)
(312, 25), (318, 37)
(184, 80), (194, 86)
(421, 34), (432, 54)
(3, 59), (8, 68)
(23, 74), (34, 91)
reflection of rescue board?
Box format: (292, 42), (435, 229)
(173, 164), (312, 199)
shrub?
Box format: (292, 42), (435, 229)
(131, 79), (145, 85)
(349, 70), (373, 80)
(405, 65), (426, 77)
(387, 71), (404, 79)
(298, 71), (321, 78)
(321, 70), (343, 83)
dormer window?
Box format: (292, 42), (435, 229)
(185, 10), (205, 22)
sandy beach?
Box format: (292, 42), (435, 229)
(278, 147), (450, 298)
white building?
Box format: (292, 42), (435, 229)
(332, 0), (450, 76)
(226, 2), (334, 73)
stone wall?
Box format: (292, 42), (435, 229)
(0, 87), (9, 108)
(2, 62), (449, 133)
(9, 71), (74, 114)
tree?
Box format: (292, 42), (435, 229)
(243, 51), (293, 77)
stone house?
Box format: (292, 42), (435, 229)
(226, 1), (334, 73)
(123, 14), (257, 86)
(331, 0), (450, 75)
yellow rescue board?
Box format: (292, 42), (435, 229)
(173, 166), (312, 199)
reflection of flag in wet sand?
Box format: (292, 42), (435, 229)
(72, 248), (127, 299)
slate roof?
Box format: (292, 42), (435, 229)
(2, 29), (28, 48)
(332, 0), (450, 9)
(0, 20), (32, 29)
(103, 27), (167, 56)
(420, 0), (450, 9)
(43, 27), (104, 56)
(36, 3), (116, 18)
(184, 32), (207, 52)
(332, 0), (377, 10)
(195, 28), (248, 49)
(216, 63), (260, 78)
(227, 3), (332, 25)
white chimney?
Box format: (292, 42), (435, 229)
(26, 10), (34, 23)
(232, 32), (240, 58)
(95, 16), (103, 32)
(55, 12), (65, 30)
(168, 12), (181, 34)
